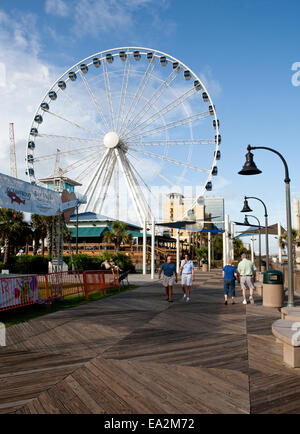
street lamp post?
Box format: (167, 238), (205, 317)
(244, 214), (262, 272)
(238, 144), (294, 307)
(241, 196), (269, 270)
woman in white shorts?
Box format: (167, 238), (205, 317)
(180, 254), (195, 303)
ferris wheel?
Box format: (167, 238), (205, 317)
(26, 47), (221, 225)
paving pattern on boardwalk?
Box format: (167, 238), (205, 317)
(1, 270), (300, 414)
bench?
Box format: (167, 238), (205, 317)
(281, 307), (300, 321)
(272, 319), (300, 368)
(118, 270), (130, 286)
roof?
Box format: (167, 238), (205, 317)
(156, 220), (197, 229)
(70, 227), (107, 238)
(69, 212), (141, 229)
(39, 176), (82, 186)
(237, 223), (286, 237)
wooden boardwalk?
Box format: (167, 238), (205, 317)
(1, 270), (300, 414)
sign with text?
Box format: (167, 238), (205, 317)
(0, 173), (78, 216)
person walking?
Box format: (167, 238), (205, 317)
(159, 255), (178, 303)
(237, 253), (256, 305)
(222, 259), (238, 305)
(180, 254), (195, 303)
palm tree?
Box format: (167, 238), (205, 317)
(31, 214), (48, 255)
(0, 209), (31, 263)
(279, 229), (299, 264)
(103, 221), (133, 253)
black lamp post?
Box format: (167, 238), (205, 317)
(238, 144), (294, 307)
(244, 214), (262, 272)
(240, 195), (269, 270)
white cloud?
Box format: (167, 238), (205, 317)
(0, 9), (61, 179)
(45, 0), (69, 17)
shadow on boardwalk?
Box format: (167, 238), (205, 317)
(1, 270), (300, 414)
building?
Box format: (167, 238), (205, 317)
(163, 193), (224, 239)
(67, 212), (143, 244)
(39, 176), (81, 193)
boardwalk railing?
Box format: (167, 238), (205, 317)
(0, 269), (120, 312)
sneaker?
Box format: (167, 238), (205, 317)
(249, 296), (255, 305)
(182, 294), (187, 301)
(224, 300), (228, 305)
(186, 297), (191, 303)
(242, 299), (247, 305)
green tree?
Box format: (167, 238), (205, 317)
(279, 229), (299, 264)
(233, 237), (249, 259)
(103, 221), (133, 253)
(0, 209), (31, 263)
(31, 214), (48, 255)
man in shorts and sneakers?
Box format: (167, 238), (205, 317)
(237, 253), (256, 305)
(159, 256), (178, 303)
(180, 254), (195, 303)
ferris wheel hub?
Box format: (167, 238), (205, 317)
(103, 131), (119, 149)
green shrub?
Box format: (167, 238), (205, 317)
(112, 253), (135, 272)
(4, 255), (48, 274)
(69, 254), (101, 271)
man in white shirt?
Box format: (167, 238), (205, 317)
(180, 254), (195, 302)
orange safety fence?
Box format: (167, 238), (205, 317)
(82, 270), (120, 299)
(0, 271), (84, 312)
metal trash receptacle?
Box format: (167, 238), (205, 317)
(263, 270), (284, 308)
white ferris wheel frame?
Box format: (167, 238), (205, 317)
(26, 47), (221, 225)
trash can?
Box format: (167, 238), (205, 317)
(263, 270), (284, 308)
(202, 260), (208, 272)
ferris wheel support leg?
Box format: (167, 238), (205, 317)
(143, 220), (147, 275)
(208, 231), (211, 272)
(151, 217), (155, 279)
(83, 150), (111, 212)
(115, 149), (145, 227)
(176, 229), (180, 274)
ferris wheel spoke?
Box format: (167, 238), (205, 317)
(79, 71), (111, 132)
(45, 110), (103, 138)
(124, 69), (179, 134)
(93, 153), (117, 214)
(124, 87), (196, 138)
(83, 149), (112, 212)
(125, 111), (211, 141)
(116, 55), (132, 132)
(127, 151), (174, 187)
(103, 60), (115, 130)
(76, 159), (100, 183)
(127, 139), (215, 147)
(57, 151), (99, 175)
(37, 133), (102, 145)
(119, 58), (157, 136)
(130, 148), (210, 173)
(34, 146), (99, 164)
(60, 87), (107, 135)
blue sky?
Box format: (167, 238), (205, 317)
(0, 0), (299, 253)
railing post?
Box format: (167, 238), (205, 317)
(45, 274), (51, 311)
(83, 271), (89, 300)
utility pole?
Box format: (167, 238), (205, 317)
(9, 123), (17, 178)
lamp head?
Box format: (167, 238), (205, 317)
(244, 216), (250, 226)
(238, 146), (262, 175)
(241, 198), (252, 213)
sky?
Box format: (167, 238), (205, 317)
(0, 0), (300, 254)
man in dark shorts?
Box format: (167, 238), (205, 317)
(158, 255), (178, 302)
